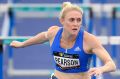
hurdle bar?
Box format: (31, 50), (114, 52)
(1, 4), (120, 18)
(1, 36), (120, 45)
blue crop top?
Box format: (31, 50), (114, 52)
(50, 28), (93, 73)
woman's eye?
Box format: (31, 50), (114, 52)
(69, 18), (74, 22)
(77, 18), (81, 22)
(69, 18), (81, 22)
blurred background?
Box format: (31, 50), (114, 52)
(0, 0), (120, 79)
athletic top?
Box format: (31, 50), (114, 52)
(50, 28), (93, 73)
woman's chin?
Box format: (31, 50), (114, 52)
(71, 32), (78, 36)
(71, 31), (78, 35)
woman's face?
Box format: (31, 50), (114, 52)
(60, 10), (82, 35)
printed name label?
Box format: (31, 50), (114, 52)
(54, 56), (80, 67)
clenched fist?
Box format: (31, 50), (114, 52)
(88, 67), (103, 77)
(10, 41), (24, 48)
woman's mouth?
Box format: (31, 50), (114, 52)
(72, 28), (78, 31)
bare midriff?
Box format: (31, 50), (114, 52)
(54, 70), (91, 79)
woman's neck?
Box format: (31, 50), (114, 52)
(62, 31), (77, 42)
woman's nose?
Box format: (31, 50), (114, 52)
(73, 20), (78, 25)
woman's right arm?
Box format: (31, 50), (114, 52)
(10, 31), (49, 48)
(10, 26), (59, 48)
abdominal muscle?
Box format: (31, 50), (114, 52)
(54, 70), (91, 79)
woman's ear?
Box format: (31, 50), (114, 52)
(60, 18), (64, 25)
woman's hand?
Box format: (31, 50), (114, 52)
(88, 67), (103, 77)
(10, 41), (24, 48)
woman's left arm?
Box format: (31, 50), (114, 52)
(88, 34), (116, 76)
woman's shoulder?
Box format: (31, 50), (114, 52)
(84, 31), (102, 47)
(48, 26), (60, 31)
(47, 25), (60, 39)
(84, 31), (97, 40)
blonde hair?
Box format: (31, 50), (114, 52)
(59, 2), (83, 19)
